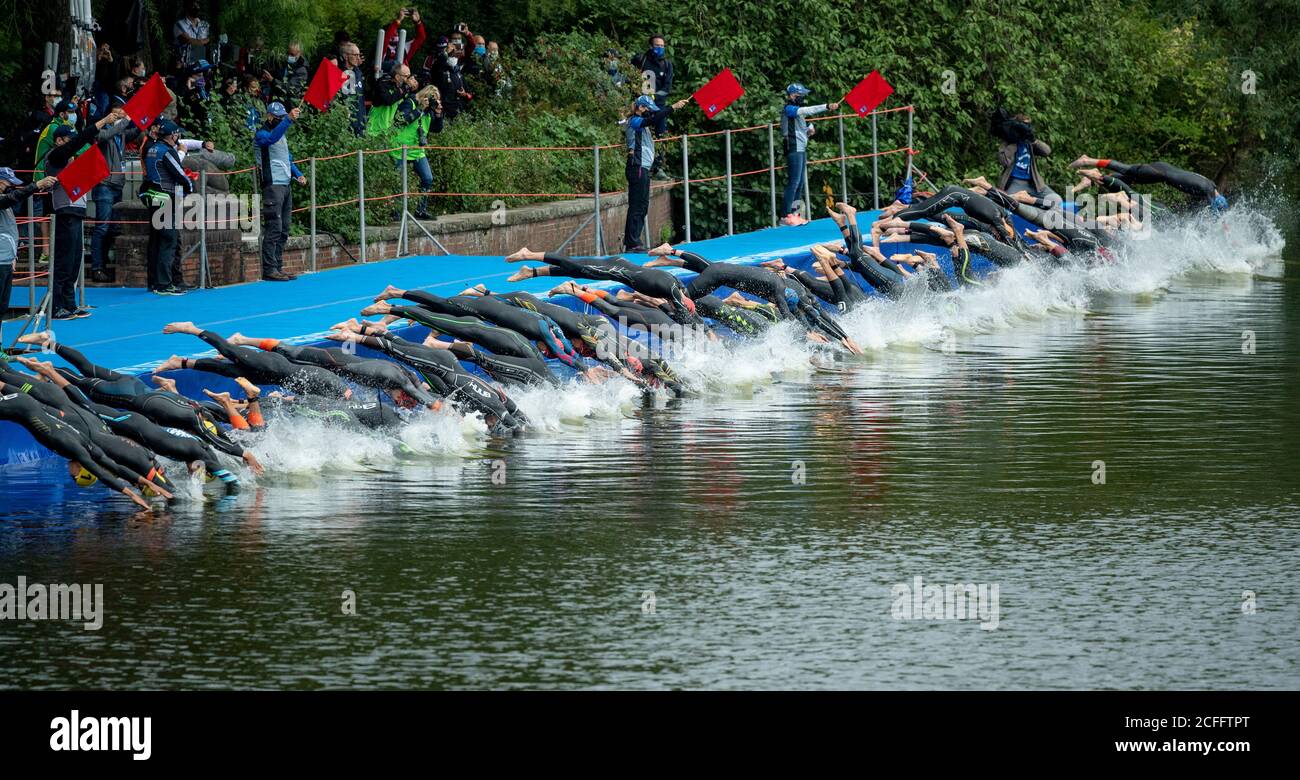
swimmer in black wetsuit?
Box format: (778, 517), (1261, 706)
(0, 382), (154, 509)
(13, 357), (239, 485)
(751, 260), (864, 353)
(158, 322), (352, 398)
(221, 334), (441, 410)
(643, 244), (794, 319)
(17, 333), (264, 475)
(2, 361), (175, 498)
(327, 321), (525, 433)
(882, 184), (1020, 246)
(505, 247), (704, 327)
(359, 301), (559, 388)
(1070, 156), (1227, 211)
(371, 285), (583, 370)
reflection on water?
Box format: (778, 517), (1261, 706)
(1, 207), (1297, 689)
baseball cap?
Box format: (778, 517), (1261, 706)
(52, 125), (78, 140)
(155, 118), (182, 136)
(266, 102), (288, 117)
(0, 167), (22, 185)
(634, 95), (658, 111)
(786, 83), (811, 96)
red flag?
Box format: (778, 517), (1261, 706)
(123, 73), (173, 131)
(843, 71), (894, 118)
(691, 68), (745, 119)
(57, 144), (110, 202)
(304, 57), (347, 112)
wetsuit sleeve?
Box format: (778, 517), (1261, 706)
(675, 250), (711, 273)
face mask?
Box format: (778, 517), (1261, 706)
(65, 112), (77, 121)
(447, 56), (458, 67)
(474, 45), (486, 55)
(286, 55), (298, 64)
(652, 46), (665, 57)
(134, 69), (145, 78)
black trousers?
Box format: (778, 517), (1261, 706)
(0, 264), (12, 338)
(260, 184), (292, 275)
(52, 210), (84, 312)
(147, 201), (177, 291)
(623, 163), (650, 250)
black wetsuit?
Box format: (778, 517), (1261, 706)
(1101, 160), (1218, 205)
(895, 185), (1017, 244)
(539, 253), (703, 326)
(186, 330), (351, 397)
(357, 328), (524, 431)
(782, 276), (850, 341)
(264, 342), (440, 408)
(581, 293), (677, 330)
(0, 385), (132, 492)
(399, 291), (580, 369)
(50, 345), (248, 461)
(492, 291), (646, 383)
(0, 370), (160, 485)
(263, 395), (405, 431)
(87, 401), (237, 483)
(980, 188), (1110, 251)
(694, 295), (778, 336)
(390, 305), (558, 386)
(835, 218), (910, 298)
(676, 251), (793, 318)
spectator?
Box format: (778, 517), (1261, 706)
(605, 49), (626, 89)
(279, 43), (310, 102)
(992, 111), (1056, 200)
(14, 93), (61, 256)
(336, 42), (369, 135)
(632, 36), (674, 177)
(622, 94), (687, 251)
(384, 8), (427, 69)
(34, 100), (80, 181)
(139, 118), (193, 296)
(241, 75), (265, 131)
(92, 44), (118, 118)
(90, 109), (138, 283)
(369, 63), (418, 135)
(43, 107), (127, 318)
(182, 140), (237, 194)
(174, 2), (211, 66)
(0, 168), (58, 334)
(254, 102), (306, 282)
(391, 85), (443, 220)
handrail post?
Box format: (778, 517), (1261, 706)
(768, 124), (777, 226)
(724, 128), (733, 236)
(871, 112), (880, 209)
(47, 213), (56, 325)
(309, 156), (317, 272)
(837, 115), (848, 204)
(592, 145), (603, 255)
(681, 134), (691, 244)
(77, 215), (86, 308)
(400, 145), (409, 256)
(905, 106), (915, 180)
(27, 216), (35, 316)
(198, 170), (208, 289)
(357, 149), (366, 263)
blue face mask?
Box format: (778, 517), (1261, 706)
(652, 46), (665, 57)
(474, 45), (486, 56)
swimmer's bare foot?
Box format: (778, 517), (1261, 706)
(548, 281), (579, 297)
(17, 331), (53, 346)
(152, 376), (178, 393)
(506, 266), (537, 282)
(1069, 155), (1099, 169)
(647, 242), (675, 256)
(161, 321), (200, 335)
(234, 377), (261, 400)
(330, 318), (360, 331)
(154, 355), (185, 373)
(226, 332), (252, 347)
(360, 302), (392, 317)
(505, 247), (543, 263)
(373, 284), (405, 303)
(202, 389), (232, 403)
(459, 284), (489, 296)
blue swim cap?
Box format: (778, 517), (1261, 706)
(894, 176), (915, 205)
(1211, 194), (1228, 212)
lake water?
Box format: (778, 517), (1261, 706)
(1, 206), (1296, 689)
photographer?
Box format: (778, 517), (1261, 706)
(391, 86), (444, 220)
(991, 109), (1056, 201)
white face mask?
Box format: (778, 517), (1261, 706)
(286, 55), (298, 64)
(447, 56), (458, 67)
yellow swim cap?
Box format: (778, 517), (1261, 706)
(73, 467), (98, 487)
(202, 419), (218, 436)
